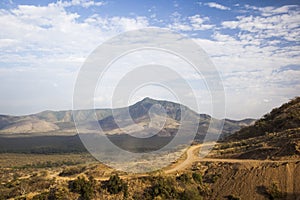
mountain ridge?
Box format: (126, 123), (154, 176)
(0, 97), (255, 138)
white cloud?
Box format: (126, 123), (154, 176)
(169, 22), (192, 31)
(194, 5), (300, 118)
(167, 11), (191, 31)
(57, 0), (105, 8)
(205, 2), (230, 11)
(194, 33), (300, 118)
(0, 2), (149, 68)
(222, 5), (300, 48)
(0, 2), (150, 115)
(188, 15), (214, 30)
(86, 15), (149, 32)
(245, 4), (298, 16)
(168, 14), (214, 31)
(173, 1), (179, 8)
(221, 21), (238, 29)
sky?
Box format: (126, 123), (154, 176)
(0, 0), (299, 119)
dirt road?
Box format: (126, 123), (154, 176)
(165, 144), (202, 174)
(164, 143), (299, 174)
(53, 143), (299, 182)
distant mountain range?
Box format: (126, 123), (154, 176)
(0, 97), (255, 139)
(2, 97), (299, 157)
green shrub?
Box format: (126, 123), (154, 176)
(59, 166), (86, 176)
(176, 173), (190, 183)
(147, 176), (179, 199)
(69, 176), (96, 200)
(48, 187), (72, 200)
(192, 172), (202, 184)
(105, 174), (128, 196)
(180, 187), (203, 200)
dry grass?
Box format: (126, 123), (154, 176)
(0, 153), (96, 168)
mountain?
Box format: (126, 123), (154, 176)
(97, 97), (199, 137)
(0, 97), (256, 154)
(0, 97), (254, 138)
(213, 97), (300, 160)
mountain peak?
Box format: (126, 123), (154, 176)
(140, 97), (157, 104)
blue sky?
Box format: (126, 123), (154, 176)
(0, 0), (299, 119)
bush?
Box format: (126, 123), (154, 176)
(147, 176), (179, 199)
(105, 174), (128, 196)
(69, 176), (96, 200)
(31, 187), (72, 200)
(180, 187), (203, 200)
(59, 166), (86, 176)
(176, 173), (190, 183)
(205, 173), (221, 183)
(192, 172), (202, 184)
(48, 187), (73, 200)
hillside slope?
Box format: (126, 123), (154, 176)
(213, 97), (300, 160)
(228, 97), (300, 140)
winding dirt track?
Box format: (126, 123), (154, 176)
(164, 143), (299, 174)
(165, 144), (202, 174)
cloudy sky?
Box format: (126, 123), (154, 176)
(0, 0), (299, 119)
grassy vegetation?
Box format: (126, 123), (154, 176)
(0, 153), (95, 168)
(0, 157), (210, 200)
(1, 152), (298, 199)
